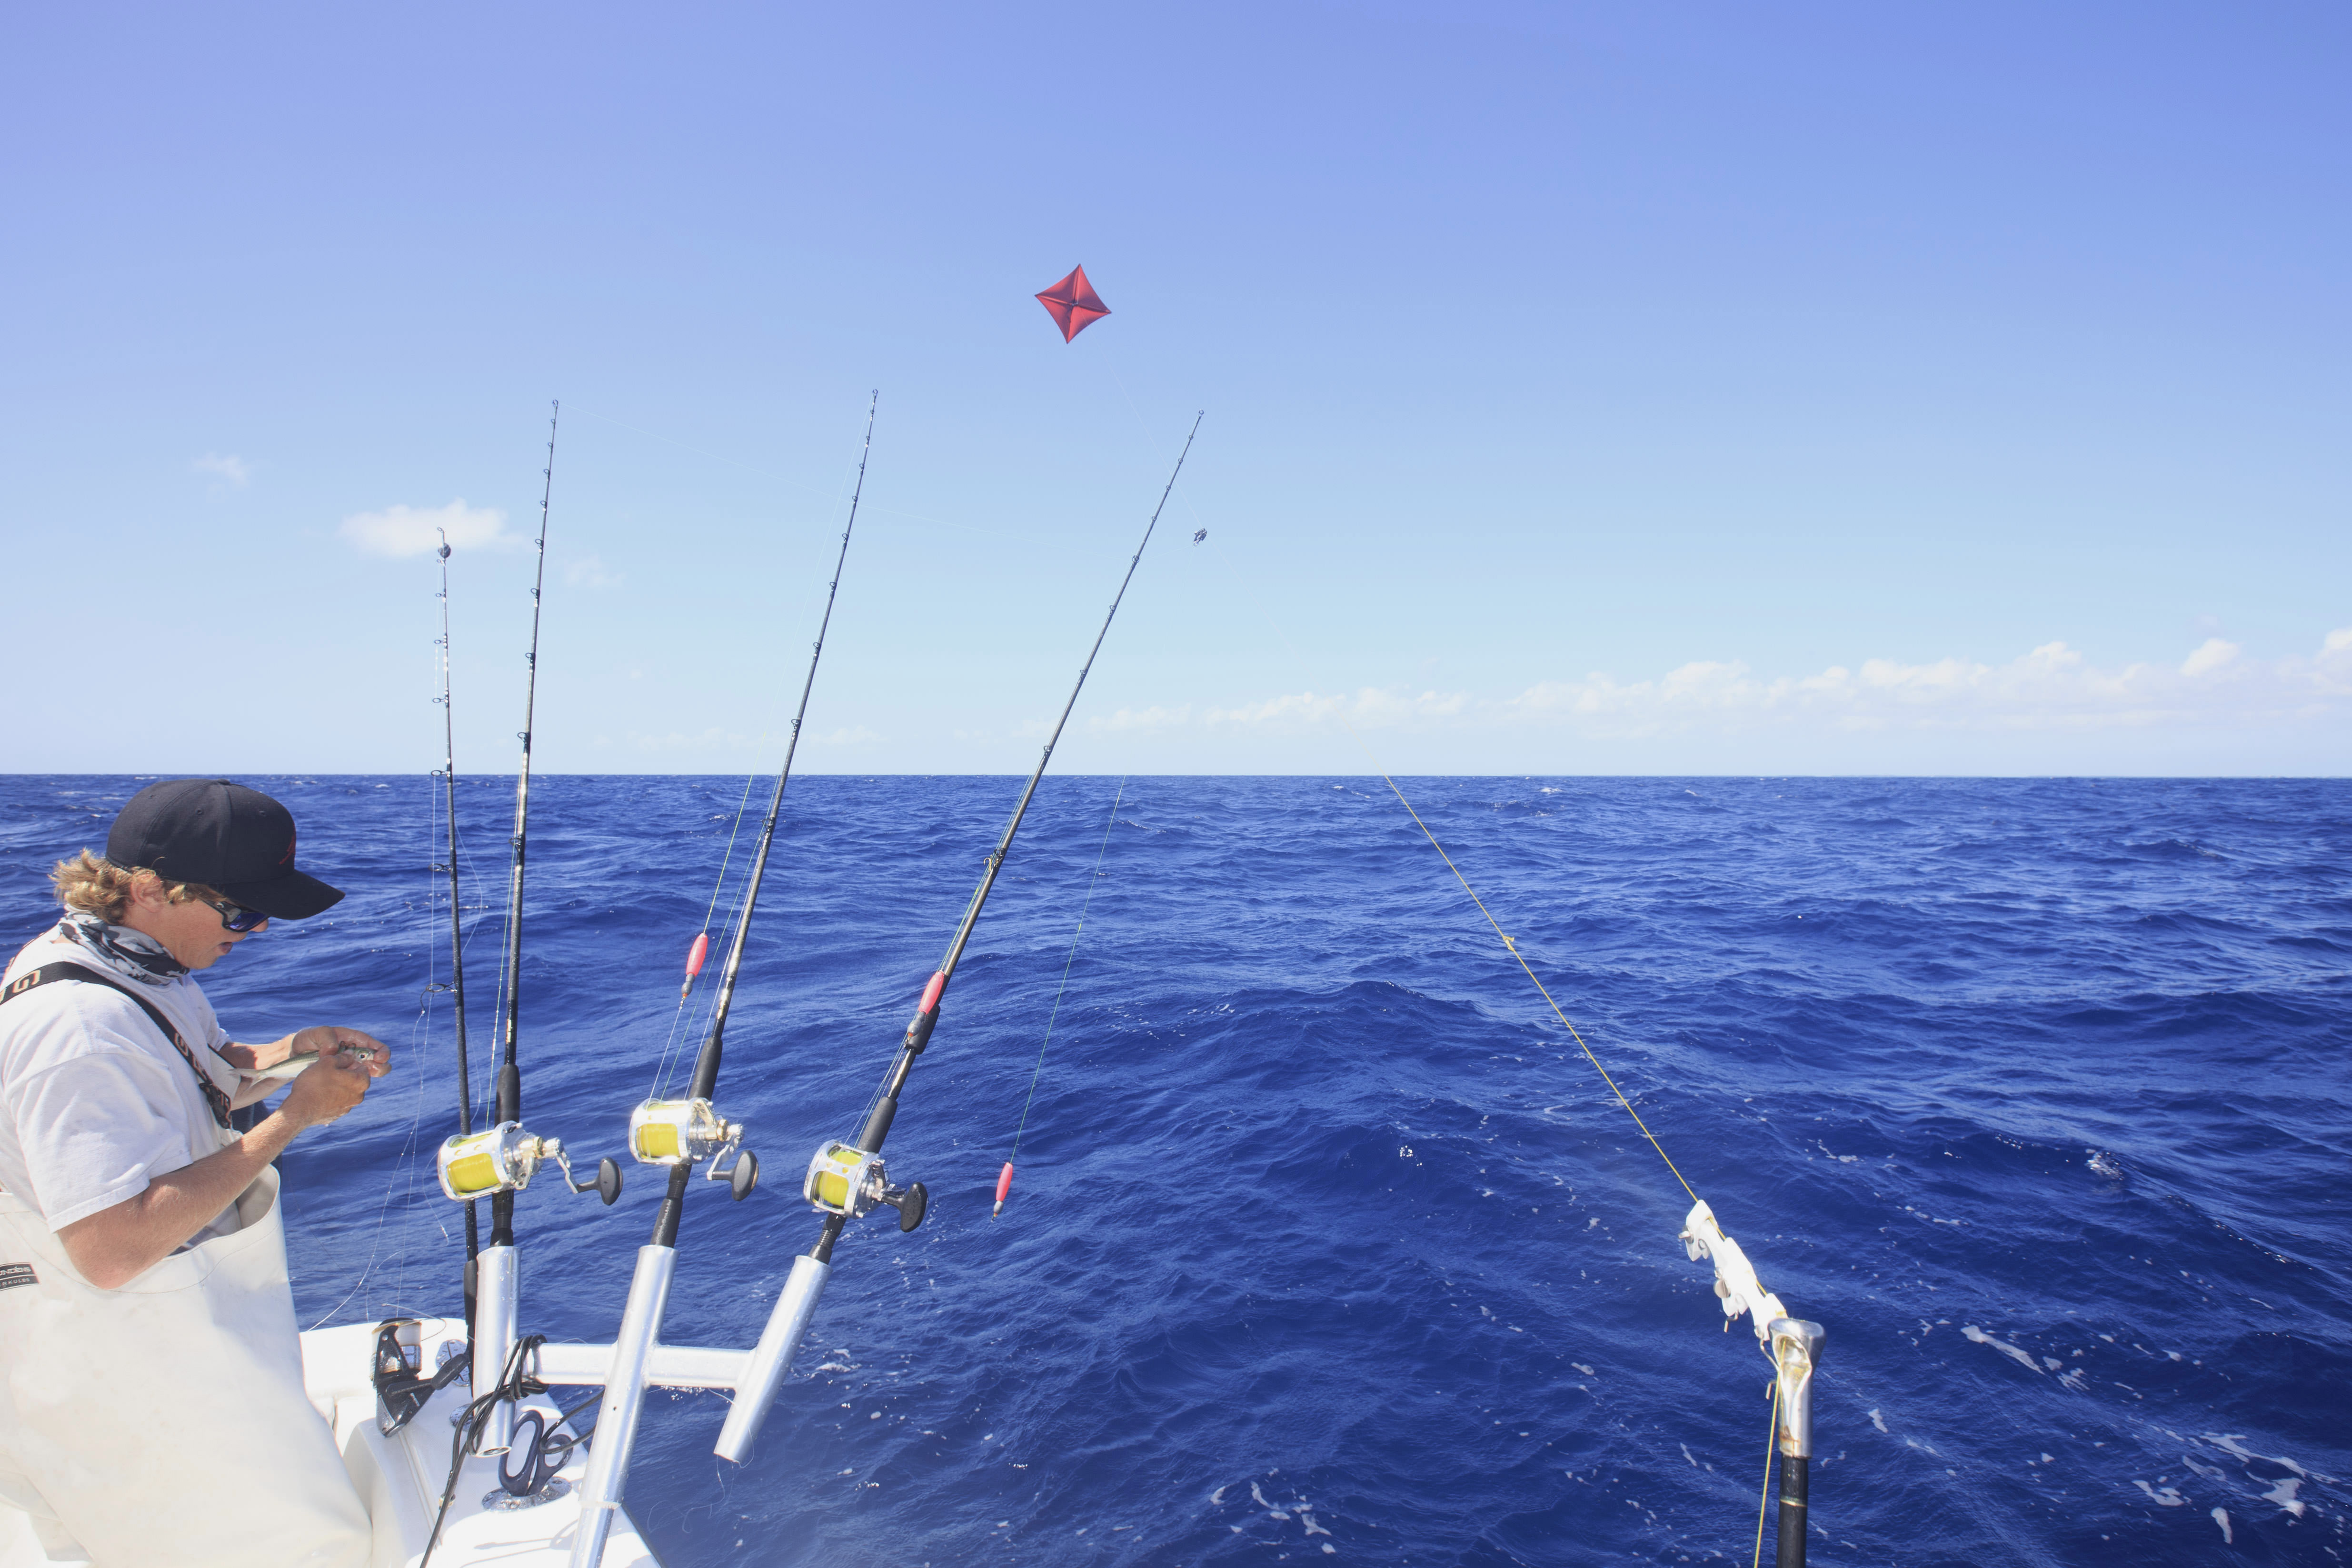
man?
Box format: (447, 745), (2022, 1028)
(0, 779), (389, 1567)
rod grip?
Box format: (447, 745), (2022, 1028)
(1776, 1453), (1808, 1566)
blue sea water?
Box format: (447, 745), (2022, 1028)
(2, 774), (2347, 1567)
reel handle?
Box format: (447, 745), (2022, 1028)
(884, 1180), (927, 1233)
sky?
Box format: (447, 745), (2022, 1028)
(1, 2), (2345, 776)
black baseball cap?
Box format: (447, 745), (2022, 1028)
(106, 779), (345, 921)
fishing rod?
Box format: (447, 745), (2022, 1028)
(570, 396), (881, 1568)
(431, 402), (609, 1459)
(433, 529), (480, 1327)
(713, 410), (1203, 1467)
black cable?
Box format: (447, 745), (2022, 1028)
(419, 1334), (551, 1568)
(495, 1388), (604, 1498)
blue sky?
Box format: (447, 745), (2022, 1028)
(3, 2), (2345, 775)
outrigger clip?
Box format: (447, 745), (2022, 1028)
(627, 1098), (759, 1201)
(1679, 1198), (1788, 1348)
(437, 1122), (622, 1206)
(803, 1140), (927, 1232)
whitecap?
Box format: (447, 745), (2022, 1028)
(2260, 1477), (2305, 1517)
(1962, 1325), (2043, 1374)
(2204, 1432), (2321, 1480)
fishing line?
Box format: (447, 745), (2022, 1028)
(445, 784), (498, 1128)
(1194, 537), (1701, 1205)
(649, 771), (761, 1099)
(659, 857), (755, 1102)
(1752, 1379), (1781, 1568)
(307, 777), (440, 1332)
(993, 775), (1126, 1219)
(305, 995), (428, 1329)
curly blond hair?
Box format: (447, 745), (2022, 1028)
(50, 851), (214, 924)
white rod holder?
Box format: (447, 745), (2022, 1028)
(470, 1243), (518, 1455)
(569, 1245), (677, 1568)
(713, 1254), (830, 1463)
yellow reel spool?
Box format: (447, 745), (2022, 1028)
(627, 1098), (740, 1168)
(436, 1123), (544, 1201)
(803, 1140), (886, 1217)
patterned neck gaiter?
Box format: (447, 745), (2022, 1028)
(56, 910), (190, 986)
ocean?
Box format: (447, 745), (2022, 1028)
(2, 774), (2345, 1566)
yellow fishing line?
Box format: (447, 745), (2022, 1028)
(1197, 540), (1698, 1203)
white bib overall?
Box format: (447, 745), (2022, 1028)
(0, 1168), (372, 1567)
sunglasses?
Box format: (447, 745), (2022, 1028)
(199, 896), (271, 933)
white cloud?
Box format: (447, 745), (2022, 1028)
(1157, 631), (2352, 743)
(340, 499), (508, 558)
(194, 453), (249, 486)
(2179, 638), (2239, 677)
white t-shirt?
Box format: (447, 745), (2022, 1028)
(0, 920), (246, 1242)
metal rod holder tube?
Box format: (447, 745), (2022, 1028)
(470, 1243), (518, 1455)
(712, 1254), (830, 1463)
(569, 1246), (677, 1568)
(1769, 1317), (1825, 1567)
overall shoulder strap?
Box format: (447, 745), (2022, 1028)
(2, 962), (235, 1130)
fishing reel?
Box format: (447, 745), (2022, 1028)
(627, 1098), (759, 1201)
(437, 1122), (621, 1206)
(802, 1140), (927, 1232)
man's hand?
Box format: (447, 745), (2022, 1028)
(289, 1025), (391, 1078)
(226, 1025), (389, 1078)
(280, 1034), (385, 1128)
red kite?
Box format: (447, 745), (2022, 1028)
(1036, 264), (1111, 342)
